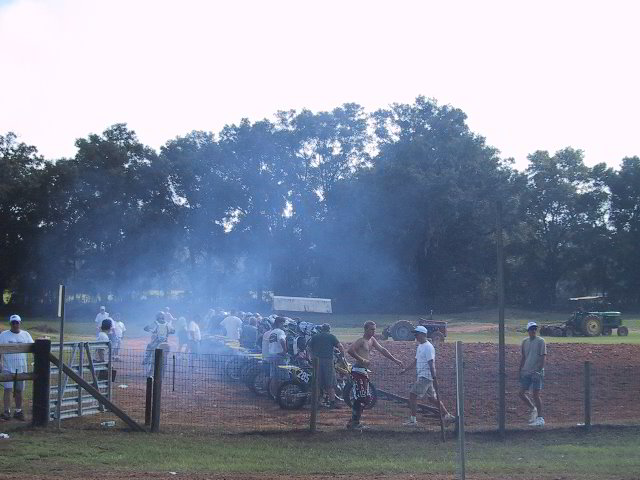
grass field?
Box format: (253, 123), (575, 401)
(9, 308), (640, 345)
(0, 426), (639, 479)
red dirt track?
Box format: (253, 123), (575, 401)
(60, 337), (640, 433)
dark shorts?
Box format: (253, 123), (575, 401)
(520, 372), (543, 391)
(316, 356), (336, 390)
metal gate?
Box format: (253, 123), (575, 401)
(49, 341), (112, 420)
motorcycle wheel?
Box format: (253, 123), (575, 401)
(277, 381), (308, 410)
(342, 381), (377, 410)
(246, 366), (269, 396)
(225, 356), (245, 381)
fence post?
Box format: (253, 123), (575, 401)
(150, 348), (164, 432)
(310, 357), (319, 432)
(145, 377), (153, 426)
(584, 361), (591, 432)
(78, 343), (84, 417)
(32, 339), (51, 427)
(456, 341), (466, 480)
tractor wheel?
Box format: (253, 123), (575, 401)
(582, 315), (602, 337)
(602, 327), (612, 336)
(392, 320), (415, 341)
(565, 327), (574, 337)
(617, 326), (629, 337)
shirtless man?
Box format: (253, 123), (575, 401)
(346, 321), (403, 430)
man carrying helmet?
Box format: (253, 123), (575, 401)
(0, 315), (34, 421)
(142, 312), (175, 371)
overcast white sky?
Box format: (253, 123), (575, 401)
(1, 0), (638, 170)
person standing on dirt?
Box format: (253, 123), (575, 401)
(0, 315), (34, 421)
(308, 324), (345, 409)
(401, 326), (455, 427)
(346, 321), (403, 430)
(264, 316), (288, 398)
(94, 306), (110, 339)
(519, 321), (547, 427)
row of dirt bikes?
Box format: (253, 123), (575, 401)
(221, 340), (378, 411)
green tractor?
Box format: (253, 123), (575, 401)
(541, 296), (628, 337)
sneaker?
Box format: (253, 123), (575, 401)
(0, 411), (10, 421)
(13, 410), (25, 421)
(403, 419), (419, 427)
(528, 407), (538, 424)
(444, 413), (456, 425)
(534, 417), (545, 427)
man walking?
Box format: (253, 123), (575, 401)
(346, 321), (403, 430)
(401, 326), (455, 427)
(308, 324), (345, 408)
(0, 315), (34, 421)
(519, 321), (547, 427)
(94, 306), (110, 339)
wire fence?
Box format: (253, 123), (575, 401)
(4, 340), (639, 436)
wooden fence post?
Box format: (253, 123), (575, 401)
(456, 341), (466, 480)
(32, 339), (51, 427)
(151, 348), (164, 433)
(309, 357), (318, 432)
(584, 361), (591, 432)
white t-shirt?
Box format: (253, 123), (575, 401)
(267, 328), (286, 356)
(188, 321), (201, 341)
(416, 341), (435, 380)
(221, 316), (243, 340)
(0, 330), (35, 373)
(262, 329), (271, 355)
(95, 311), (109, 327)
(97, 331), (110, 342)
(113, 321), (126, 338)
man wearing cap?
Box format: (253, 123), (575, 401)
(401, 326), (455, 427)
(0, 315), (34, 421)
(308, 324), (345, 408)
(519, 321), (547, 427)
(94, 306), (110, 340)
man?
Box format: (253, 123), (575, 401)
(308, 324), (345, 409)
(264, 316), (287, 398)
(221, 310), (243, 341)
(240, 317), (259, 350)
(519, 321), (547, 427)
(401, 326), (455, 427)
(94, 306), (110, 339)
(187, 317), (201, 365)
(0, 315), (34, 421)
(346, 321), (403, 430)
(142, 312), (175, 372)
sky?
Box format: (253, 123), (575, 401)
(1, 0), (638, 170)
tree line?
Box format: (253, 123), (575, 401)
(2, 97), (640, 314)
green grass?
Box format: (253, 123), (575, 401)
(7, 309), (640, 345)
(0, 426), (639, 478)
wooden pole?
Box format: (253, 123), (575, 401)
(56, 284), (65, 428)
(145, 377), (153, 426)
(151, 348), (164, 432)
(584, 361), (592, 432)
(496, 201), (506, 437)
(310, 357), (319, 432)
(456, 341), (466, 480)
(32, 339), (51, 427)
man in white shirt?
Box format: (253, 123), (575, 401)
(94, 306), (110, 339)
(220, 310), (243, 341)
(401, 326), (454, 427)
(187, 319), (201, 366)
(264, 316), (287, 397)
(0, 315), (34, 421)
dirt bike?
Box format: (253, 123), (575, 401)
(276, 352), (378, 410)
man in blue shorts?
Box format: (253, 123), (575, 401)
(519, 321), (547, 427)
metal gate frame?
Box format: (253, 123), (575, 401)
(49, 341), (112, 420)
